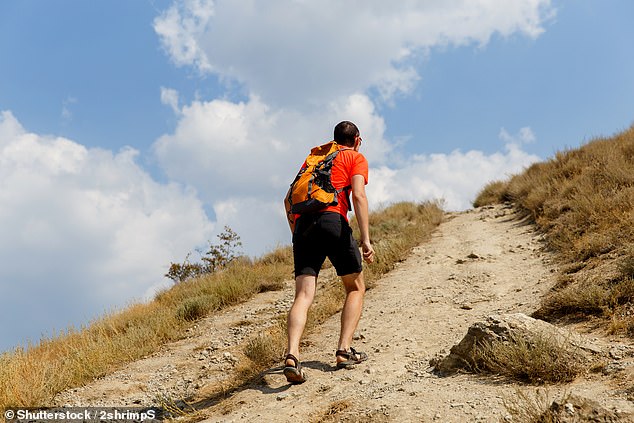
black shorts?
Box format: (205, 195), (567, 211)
(293, 212), (363, 278)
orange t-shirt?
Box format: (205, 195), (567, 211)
(321, 146), (369, 220)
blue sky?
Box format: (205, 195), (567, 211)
(1, 0), (633, 352)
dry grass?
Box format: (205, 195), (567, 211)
(473, 124), (634, 328)
(502, 389), (555, 423)
(243, 322), (286, 367)
(0, 201), (443, 411)
(360, 201), (444, 285)
(309, 400), (353, 423)
(473, 180), (510, 208)
(503, 390), (624, 422)
(474, 332), (586, 384)
(0, 260), (289, 409)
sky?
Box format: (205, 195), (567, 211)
(1, 0), (633, 352)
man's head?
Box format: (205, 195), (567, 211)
(334, 121), (360, 147)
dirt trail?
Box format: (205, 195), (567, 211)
(56, 205), (634, 422)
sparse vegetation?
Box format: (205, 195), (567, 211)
(503, 390), (622, 422)
(502, 389), (554, 423)
(166, 226), (243, 283)
(243, 325), (286, 367)
(309, 400), (354, 423)
(361, 201), (445, 285)
(473, 124), (634, 329)
(474, 332), (586, 384)
(0, 201), (443, 410)
(472, 180), (510, 208)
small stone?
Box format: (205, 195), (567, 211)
(276, 393), (289, 401)
(565, 403), (575, 415)
(609, 348), (624, 360)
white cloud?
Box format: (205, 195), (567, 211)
(499, 126), (536, 145)
(213, 197), (291, 257)
(150, 1), (553, 252)
(367, 131), (541, 211)
(152, 88), (541, 253)
(61, 96), (77, 122)
(1, 1), (557, 353)
(0, 111), (214, 350)
(153, 0), (214, 73)
(152, 92), (394, 254)
(154, 0), (554, 106)
(153, 93), (391, 198)
(160, 87), (181, 114)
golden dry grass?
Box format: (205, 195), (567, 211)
(474, 332), (586, 384)
(502, 389), (555, 423)
(0, 260), (289, 409)
(0, 201), (443, 410)
(473, 125), (634, 327)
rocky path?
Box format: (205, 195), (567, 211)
(56, 205), (634, 422)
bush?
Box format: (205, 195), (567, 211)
(475, 332), (586, 384)
(166, 226), (243, 283)
(472, 180), (510, 207)
(176, 296), (212, 322)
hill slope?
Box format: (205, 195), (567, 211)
(56, 205), (634, 422)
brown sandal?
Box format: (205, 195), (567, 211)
(335, 347), (368, 369)
(283, 354), (307, 384)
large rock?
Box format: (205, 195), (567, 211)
(434, 313), (601, 374)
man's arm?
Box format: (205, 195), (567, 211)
(350, 174), (374, 263)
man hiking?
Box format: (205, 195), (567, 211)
(283, 120), (375, 384)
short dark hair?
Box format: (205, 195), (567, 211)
(333, 121), (359, 147)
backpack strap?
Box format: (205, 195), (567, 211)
(338, 185), (352, 211)
(337, 146), (354, 211)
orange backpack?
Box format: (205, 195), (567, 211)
(286, 141), (351, 218)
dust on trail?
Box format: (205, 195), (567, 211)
(56, 205), (634, 422)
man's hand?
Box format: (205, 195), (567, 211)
(361, 240), (375, 264)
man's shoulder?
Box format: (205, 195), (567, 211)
(337, 148), (367, 161)
(334, 149), (368, 178)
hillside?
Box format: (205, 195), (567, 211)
(53, 204), (634, 422)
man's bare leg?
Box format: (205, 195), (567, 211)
(286, 274), (316, 365)
(337, 272), (365, 362)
